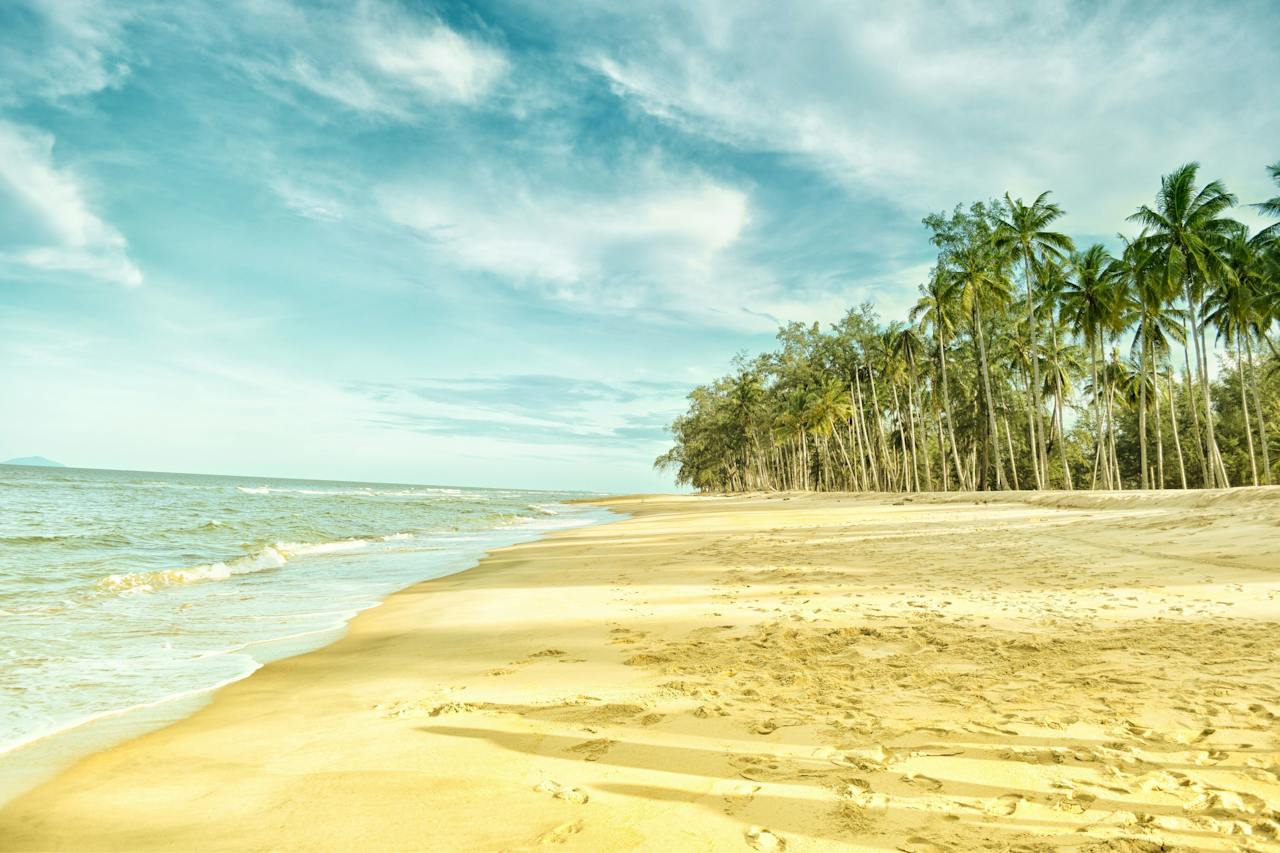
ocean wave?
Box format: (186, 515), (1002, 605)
(526, 504), (559, 516)
(0, 533), (70, 545)
(274, 540), (369, 556)
(234, 485), (473, 499)
(96, 539), (371, 593)
(98, 546), (289, 592)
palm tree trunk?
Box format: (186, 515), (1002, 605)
(1089, 338), (1107, 489)
(1022, 252), (1046, 489)
(868, 373), (892, 489)
(1181, 340), (1208, 486)
(1003, 415), (1021, 491)
(890, 383), (911, 492)
(937, 332), (967, 488)
(1245, 337), (1271, 485)
(853, 374), (881, 491)
(1054, 382), (1072, 490)
(1139, 338), (1150, 489)
(915, 377), (933, 491)
(1167, 370), (1188, 489)
(847, 404), (866, 491)
(832, 426), (856, 490)
(1185, 279), (1221, 487)
(973, 301), (1007, 490)
(1153, 367), (1165, 489)
(1238, 337), (1258, 486)
(935, 408), (949, 491)
(1104, 347), (1121, 488)
(904, 378), (923, 491)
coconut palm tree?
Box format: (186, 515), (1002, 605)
(1061, 244), (1120, 488)
(951, 240), (1012, 490)
(1207, 227), (1270, 484)
(911, 269), (967, 488)
(1129, 163), (1240, 487)
(1123, 235), (1184, 488)
(1254, 161), (1280, 243)
(996, 192), (1075, 488)
(657, 162), (1280, 497)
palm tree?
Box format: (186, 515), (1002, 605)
(1254, 161), (1280, 243)
(911, 269), (967, 488)
(1041, 308), (1083, 489)
(1124, 235), (1183, 488)
(1207, 227), (1269, 484)
(890, 325), (931, 490)
(1061, 244), (1119, 488)
(726, 368), (770, 490)
(1129, 163), (1240, 487)
(996, 192), (1075, 488)
(657, 161), (1280, 497)
(1112, 238), (1151, 488)
(951, 240), (1012, 490)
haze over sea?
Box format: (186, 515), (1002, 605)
(0, 464), (606, 799)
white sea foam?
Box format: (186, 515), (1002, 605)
(96, 539), (371, 593)
(274, 539), (369, 556)
(98, 546), (289, 592)
(235, 484), (473, 499)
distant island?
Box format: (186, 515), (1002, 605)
(3, 456), (66, 467)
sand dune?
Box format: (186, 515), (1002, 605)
(2, 490), (1278, 851)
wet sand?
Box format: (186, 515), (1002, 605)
(2, 490), (1279, 851)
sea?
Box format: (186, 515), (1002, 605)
(0, 464), (609, 803)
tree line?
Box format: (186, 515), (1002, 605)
(657, 162), (1280, 493)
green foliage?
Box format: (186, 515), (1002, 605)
(658, 163), (1280, 492)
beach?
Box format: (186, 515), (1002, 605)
(2, 490), (1279, 851)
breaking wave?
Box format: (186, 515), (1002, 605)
(235, 485), (477, 499)
(97, 539), (371, 593)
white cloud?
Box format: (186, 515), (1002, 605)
(269, 176), (345, 222)
(239, 0), (508, 116)
(0, 121), (142, 287)
(587, 0), (1280, 234)
(0, 0), (132, 105)
(379, 170), (766, 323)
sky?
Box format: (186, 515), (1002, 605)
(1, 0), (1277, 492)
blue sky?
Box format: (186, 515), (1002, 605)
(1, 0), (1277, 491)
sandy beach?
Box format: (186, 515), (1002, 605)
(2, 490), (1279, 851)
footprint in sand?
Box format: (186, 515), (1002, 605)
(744, 826), (786, 851)
(986, 793), (1022, 816)
(721, 782), (761, 817)
(536, 819), (584, 844)
(901, 772), (944, 792)
(533, 780), (589, 804)
(566, 738), (615, 762)
(895, 837), (951, 853)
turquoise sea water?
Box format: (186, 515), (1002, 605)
(0, 465), (606, 798)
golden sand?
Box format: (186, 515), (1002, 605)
(2, 490), (1279, 851)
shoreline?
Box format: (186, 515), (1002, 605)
(0, 503), (616, 809)
(2, 490), (1278, 850)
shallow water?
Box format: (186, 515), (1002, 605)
(0, 465), (605, 798)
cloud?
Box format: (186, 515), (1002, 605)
(585, 0), (1280, 233)
(237, 0), (508, 116)
(378, 167), (772, 322)
(269, 176), (346, 222)
(350, 375), (689, 448)
(0, 0), (132, 105)
(0, 120), (141, 286)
